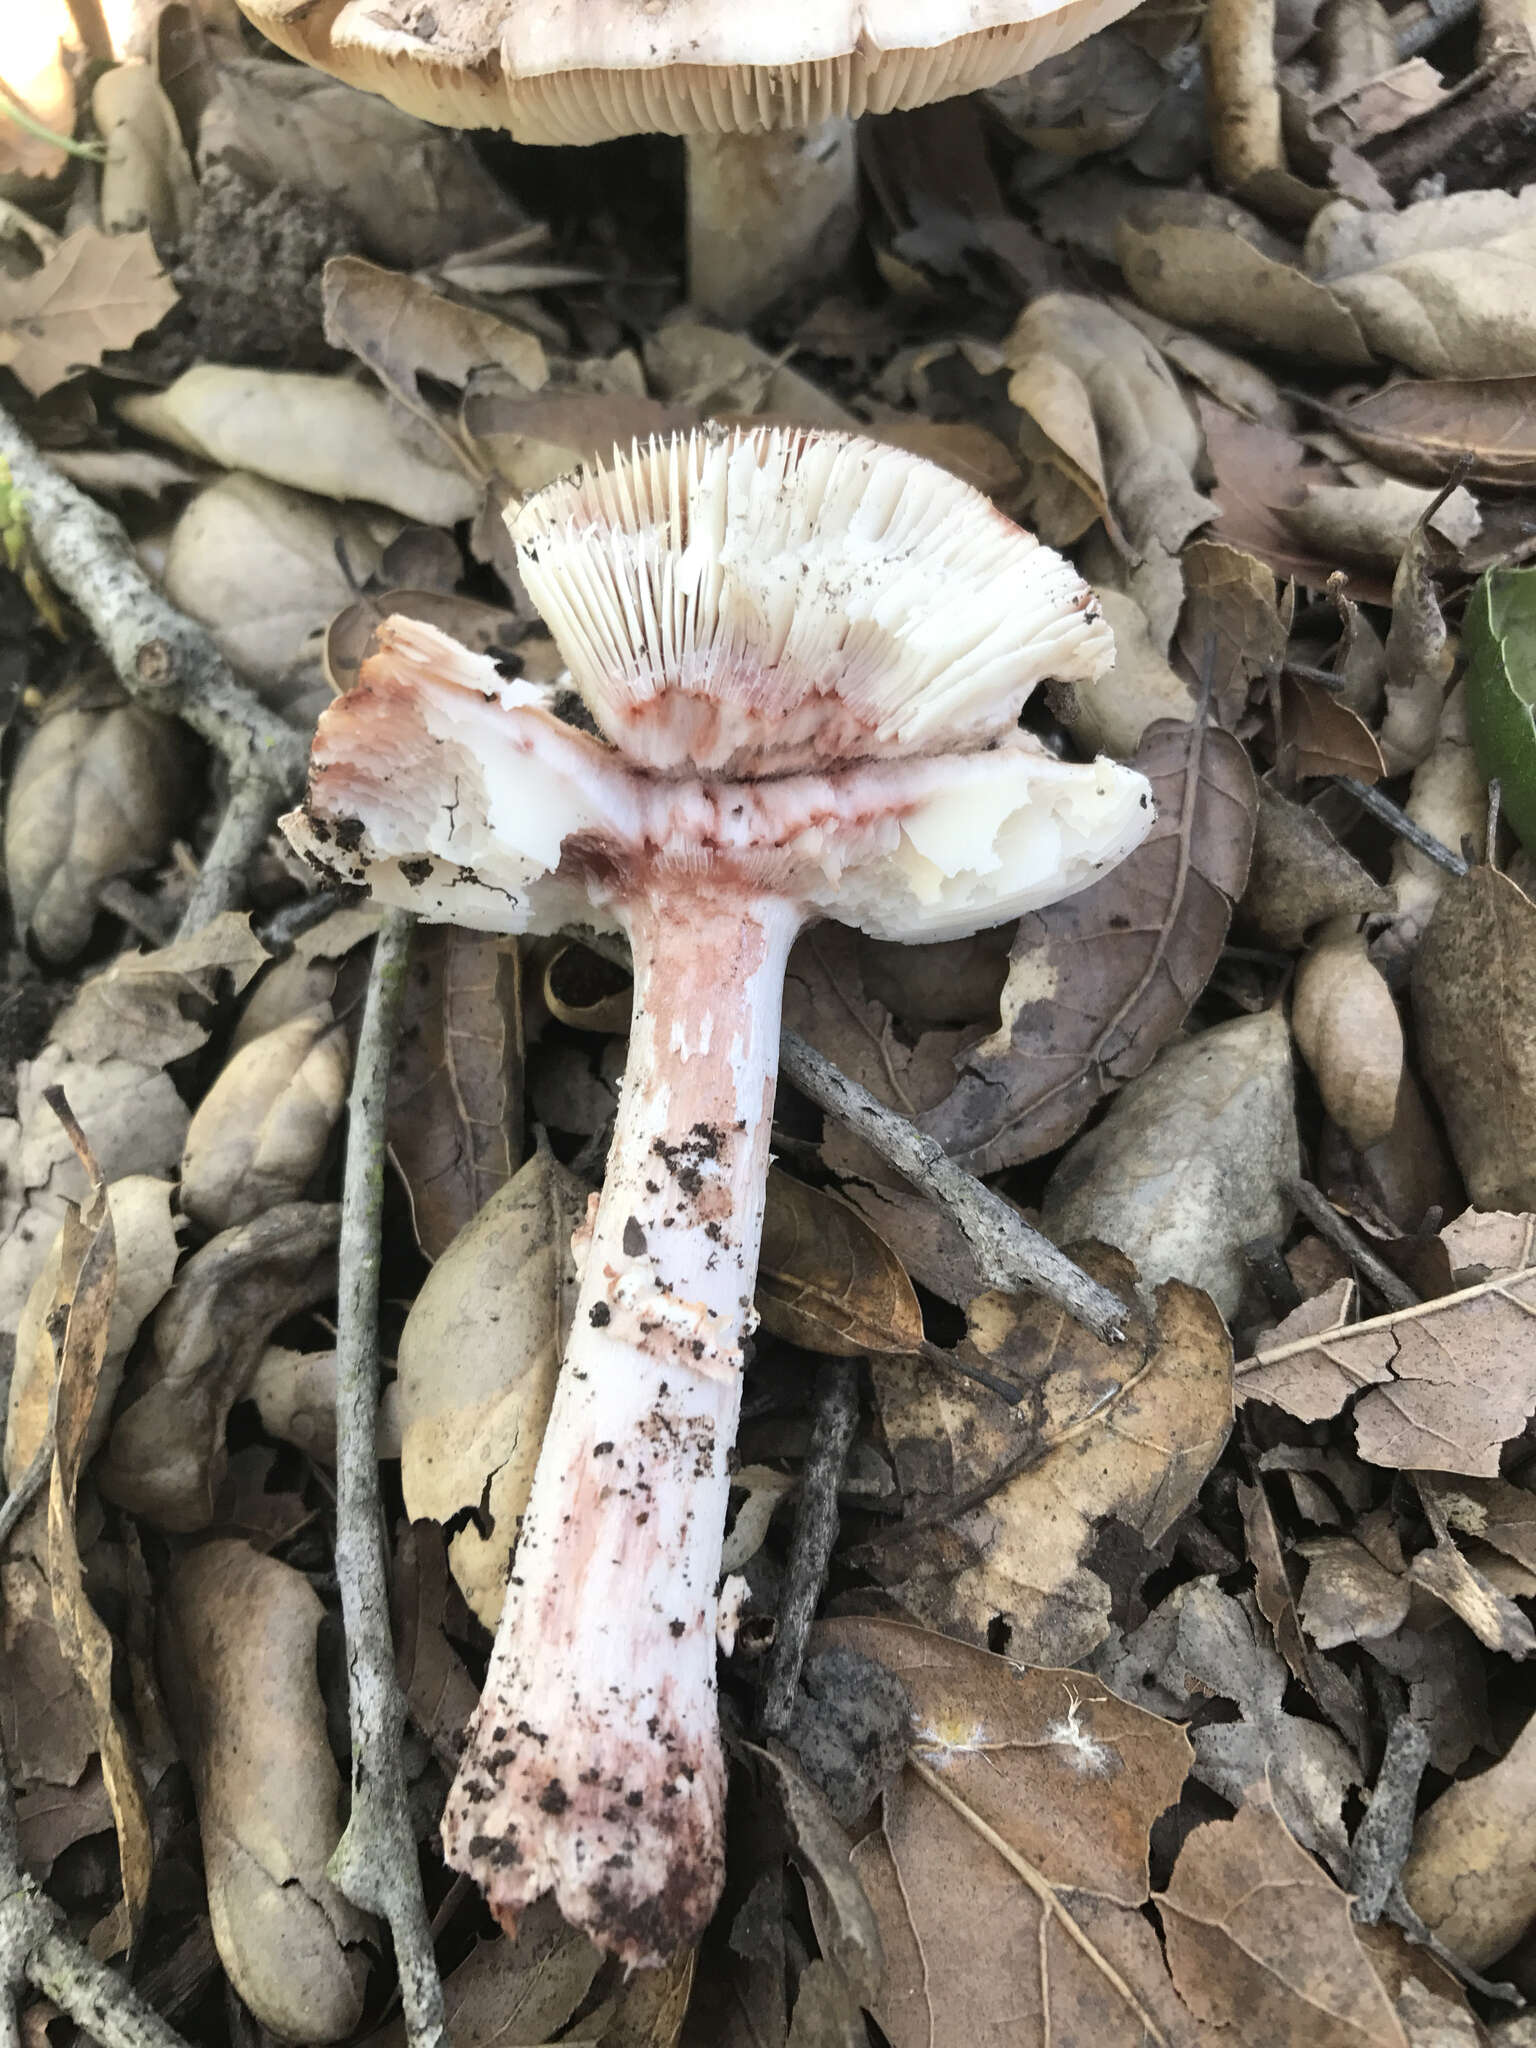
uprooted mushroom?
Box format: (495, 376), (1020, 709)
(283, 425), (1155, 1964)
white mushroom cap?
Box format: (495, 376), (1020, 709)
(515, 427), (1113, 775)
(237, 0), (1145, 143)
(283, 606), (1152, 945)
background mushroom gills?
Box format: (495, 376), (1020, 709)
(283, 426), (1155, 1961)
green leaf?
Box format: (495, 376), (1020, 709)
(1465, 568), (1536, 852)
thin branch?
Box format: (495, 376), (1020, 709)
(326, 910), (447, 2048)
(1333, 777), (1468, 877)
(0, 406), (307, 935)
(1286, 1179), (1420, 1312)
(0, 1731), (190, 2048)
(759, 1359), (860, 1737)
(0, 1439), (49, 1555)
(777, 1032), (1130, 1344)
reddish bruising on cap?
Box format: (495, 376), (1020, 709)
(441, 887), (792, 1960)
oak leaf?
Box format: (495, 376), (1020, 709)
(0, 228), (178, 396)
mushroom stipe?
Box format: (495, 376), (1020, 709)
(283, 425), (1155, 1965)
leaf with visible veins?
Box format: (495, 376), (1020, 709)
(0, 228), (178, 396)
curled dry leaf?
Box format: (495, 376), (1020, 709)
(1296, 1526), (1412, 1649)
(1401, 1702), (1536, 1968)
(231, 905), (380, 1055)
(1275, 673), (1386, 784)
(92, 62), (199, 245)
(0, 228), (179, 397)
(1002, 291), (1214, 566)
(866, 1246), (1232, 1666)
(118, 368), (480, 528)
(1377, 685), (1482, 967)
(52, 912), (270, 1070)
(1380, 510), (1454, 775)
(757, 1171), (923, 1356)
(159, 1540), (375, 2042)
(388, 926), (524, 1262)
(5, 699), (193, 964)
(247, 1344), (400, 1463)
(1465, 566), (1536, 854)
(6, 1174), (178, 1485)
(1158, 1790), (1408, 2048)
(1291, 924), (1404, 1149)
(100, 1202), (340, 1530)
(1326, 217), (1536, 378)
(1238, 1209), (1536, 1474)
(396, 1149), (584, 1628)
(324, 588), (523, 698)
(1413, 866), (1536, 1210)
(1323, 375), (1536, 487)
(818, 1616), (1197, 2048)
(1283, 477), (1480, 571)
(1239, 1477), (1371, 1755)
(1055, 589), (1194, 758)
(1176, 539), (1288, 726)
(1242, 783), (1393, 951)
(161, 474), (399, 695)
(181, 1007), (351, 1234)
(1042, 1011), (1299, 1319)
(922, 718), (1256, 1172)
(41, 1109), (155, 1945)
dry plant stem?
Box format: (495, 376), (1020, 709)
(0, 1440), (49, 1555)
(1334, 777), (1468, 877)
(573, 927), (1130, 1342)
(1204, 0), (1283, 190)
(327, 909), (447, 2048)
(0, 405), (306, 932)
(0, 1735), (190, 2048)
(1286, 1178), (1420, 1311)
(1349, 1714), (1430, 1924)
(759, 1358), (861, 1737)
(444, 889), (800, 1964)
(777, 1032), (1130, 1344)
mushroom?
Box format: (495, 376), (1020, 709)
(235, 0), (1147, 320)
(284, 425), (1154, 1962)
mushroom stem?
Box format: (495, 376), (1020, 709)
(442, 884), (802, 1965)
(685, 119), (859, 322)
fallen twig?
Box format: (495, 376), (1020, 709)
(1333, 777), (1468, 878)
(326, 909), (447, 2048)
(0, 1730), (190, 2048)
(0, 1440), (49, 1556)
(759, 1358), (861, 1736)
(0, 405), (308, 935)
(1286, 1178), (1420, 1312)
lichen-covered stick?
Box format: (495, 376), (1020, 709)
(282, 427), (1154, 1965)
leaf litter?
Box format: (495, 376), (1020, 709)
(2, 1), (1536, 2044)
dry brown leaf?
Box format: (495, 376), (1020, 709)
(922, 719), (1256, 1172)
(1242, 783), (1393, 951)
(1197, 399), (1390, 596)
(93, 62), (198, 245)
(819, 1616), (1199, 2048)
(5, 1175), (178, 1487)
(1413, 867), (1536, 1210)
(866, 1247), (1232, 1665)
(1401, 1703), (1536, 1968)
(1042, 1012), (1299, 1319)
(0, 228), (178, 396)
(1323, 375), (1536, 486)
(1380, 510), (1455, 775)
(1328, 218), (1536, 377)
(396, 1149), (584, 1628)
(1291, 925), (1404, 1149)
(162, 474), (399, 695)
(117, 368), (480, 527)
(324, 587), (522, 698)
(1238, 1211), (1536, 1474)
(1417, 1472), (1536, 1573)
(1275, 673), (1387, 783)
(1117, 193), (1372, 366)
(181, 1008), (350, 1234)
(462, 384), (696, 499)
(41, 1099), (154, 1950)
(1177, 539), (1289, 725)
(758, 1173), (923, 1357)
(1055, 589), (1194, 758)
(1239, 1478), (1372, 1755)
(1283, 476), (1481, 570)
(1158, 1790), (1408, 2047)
(158, 1540), (375, 2040)
(1296, 1526), (1412, 1649)
(52, 913), (270, 1069)
(4, 699), (193, 964)
(100, 1203), (340, 1529)
(231, 906), (381, 1055)
(1378, 683), (1483, 966)
(387, 926), (524, 1261)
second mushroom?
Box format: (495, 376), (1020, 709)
(284, 426), (1154, 1963)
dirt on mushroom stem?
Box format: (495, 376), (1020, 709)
(441, 883), (800, 1965)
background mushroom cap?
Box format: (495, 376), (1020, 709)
(237, 0), (1147, 143)
(514, 426), (1114, 776)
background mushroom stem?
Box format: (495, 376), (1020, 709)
(685, 120), (859, 321)
(442, 885), (802, 1965)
